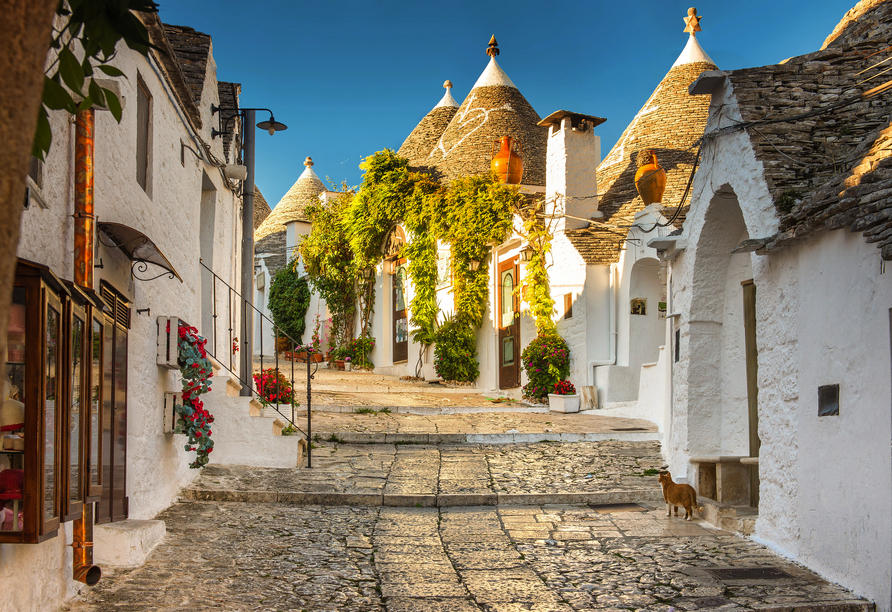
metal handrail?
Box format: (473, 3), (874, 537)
(198, 259), (314, 465)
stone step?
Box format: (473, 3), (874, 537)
(698, 495), (758, 535)
(307, 403), (548, 415)
(181, 488), (666, 508)
(316, 431), (662, 444)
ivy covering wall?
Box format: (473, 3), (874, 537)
(267, 260), (311, 343)
(299, 150), (524, 380)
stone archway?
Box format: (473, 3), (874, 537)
(687, 186), (753, 459)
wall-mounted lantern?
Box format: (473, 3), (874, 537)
(468, 259), (480, 271)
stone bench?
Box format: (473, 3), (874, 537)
(690, 456), (756, 506)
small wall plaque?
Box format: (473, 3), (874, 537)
(631, 298), (646, 316)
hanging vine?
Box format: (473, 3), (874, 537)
(299, 188), (356, 349)
(513, 197), (557, 334)
(300, 149), (521, 382)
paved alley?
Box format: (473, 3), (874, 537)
(67, 500), (870, 612)
(66, 439), (871, 612)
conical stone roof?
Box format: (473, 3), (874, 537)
(398, 80), (460, 166)
(253, 187), (272, 230)
(254, 157), (325, 241)
(423, 37), (547, 186)
(567, 14), (718, 265)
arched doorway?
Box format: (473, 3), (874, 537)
(687, 185), (759, 505)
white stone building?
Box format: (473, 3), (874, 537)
(253, 157), (337, 356)
(660, 1), (892, 608)
(0, 14), (251, 612)
(358, 25), (716, 409)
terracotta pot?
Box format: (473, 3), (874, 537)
(310, 353), (324, 363)
(335, 360), (345, 371)
(491, 136), (523, 185)
(634, 149), (667, 205)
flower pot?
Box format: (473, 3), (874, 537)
(345, 363), (352, 371)
(548, 393), (580, 413)
(335, 360), (345, 370)
(310, 353), (324, 363)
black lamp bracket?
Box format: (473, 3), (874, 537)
(210, 105), (275, 139)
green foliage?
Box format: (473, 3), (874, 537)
(343, 336), (375, 368)
(521, 332), (570, 402)
(36, 0), (159, 159)
(775, 189), (802, 214)
(267, 260), (311, 343)
(299, 189), (356, 348)
(518, 199), (556, 334)
(300, 151), (520, 382)
(443, 174), (519, 327)
(433, 314), (479, 382)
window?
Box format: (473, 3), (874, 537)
(818, 384), (840, 417)
(564, 293), (573, 319)
(28, 157), (43, 189)
(136, 75), (151, 193)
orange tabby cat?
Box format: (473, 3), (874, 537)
(658, 470), (703, 520)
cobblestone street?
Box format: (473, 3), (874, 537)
(67, 500), (869, 612)
(66, 437), (870, 612)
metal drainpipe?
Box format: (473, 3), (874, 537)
(587, 263), (617, 386)
(74, 109), (94, 288)
(72, 502), (101, 585)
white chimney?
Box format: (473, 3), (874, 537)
(542, 111), (603, 231)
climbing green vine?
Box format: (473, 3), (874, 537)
(299, 188), (356, 349)
(300, 149), (522, 381)
(513, 197), (556, 334)
(267, 259), (311, 343)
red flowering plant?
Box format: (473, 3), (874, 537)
(252, 368), (298, 409)
(521, 332), (570, 402)
(552, 380), (576, 396)
(172, 322), (215, 469)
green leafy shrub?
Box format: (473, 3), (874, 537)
(268, 261), (311, 343)
(433, 315), (479, 382)
(344, 336), (375, 368)
(522, 333), (570, 401)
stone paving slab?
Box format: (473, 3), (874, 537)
(184, 440), (666, 505)
(304, 411), (657, 437)
(66, 501), (872, 612)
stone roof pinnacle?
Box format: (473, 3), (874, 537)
(435, 80), (459, 109)
(673, 8), (715, 67)
(683, 7), (703, 37)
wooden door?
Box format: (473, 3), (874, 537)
(742, 280), (760, 507)
(392, 259), (408, 363)
(498, 258), (520, 389)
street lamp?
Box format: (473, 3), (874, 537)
(211, 104), (288, 396)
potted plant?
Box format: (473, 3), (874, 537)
(548, 380), (579, 413)
(344, 356), (352, 371)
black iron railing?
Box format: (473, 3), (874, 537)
(199, 259), (316, 467)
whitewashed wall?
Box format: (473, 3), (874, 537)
(668, 77), (892, 611)
(2, 41), (242, 612)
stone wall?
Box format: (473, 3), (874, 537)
(3, 33), (242, 612)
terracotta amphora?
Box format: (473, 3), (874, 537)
(491, 136), (523, 184)
(634, 149), (667, 205)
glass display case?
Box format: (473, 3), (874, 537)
(0, 259), (104, 544)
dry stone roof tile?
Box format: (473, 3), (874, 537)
(725, 1), (892, 258)
(254, 160), (325, 241)
(567, 60), (716, 265)
(253, 188), (271, 231)
(161, 24), (211, 104)
(255, 231), (287, 278)
(217, 81), (241, 163)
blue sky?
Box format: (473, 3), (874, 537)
(158, 1), (854, 207)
